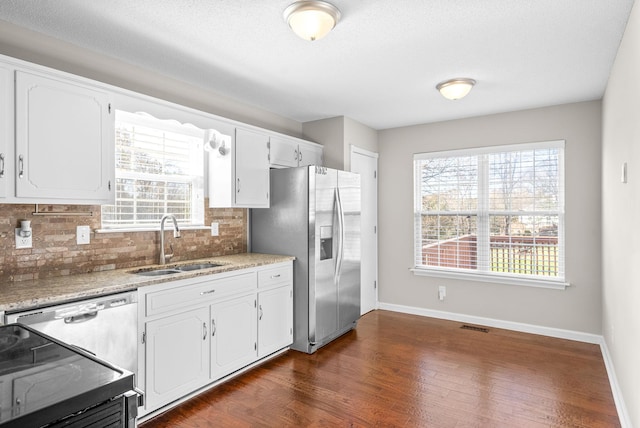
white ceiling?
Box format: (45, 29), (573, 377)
(0, 0), (635, 130)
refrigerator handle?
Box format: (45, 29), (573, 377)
(334, 187), (345, 286)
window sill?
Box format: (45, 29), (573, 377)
(95, 225), (210, 234)
(410, 267), (569, 290)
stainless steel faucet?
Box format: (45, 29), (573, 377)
(160, 214), (181, 264)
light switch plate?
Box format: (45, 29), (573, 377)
(211, 222), (219, 236)
(77, 225), (91, 245)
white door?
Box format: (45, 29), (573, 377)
(298, 142), (323, 167)
(269, 135), (299, 168)
(235, 128), (270, 207)
(210, 294), (258, 379)
(0, 65), (10, 199)
(15, 70), (113, 202)
(145, 307), (210, 411)
(258, 284), (293, 358)
(351, 146), (378, 315)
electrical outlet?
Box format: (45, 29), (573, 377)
(438, 285), (446, 301)
(15, 228), (32, 249)
(211, 222), (219, 236)
(77, 225), (91, 245)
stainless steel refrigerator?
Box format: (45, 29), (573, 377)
(251, 165), (361, 354)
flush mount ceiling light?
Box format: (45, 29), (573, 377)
(284, 0), (341, 41)
(436, 78), (477, 100)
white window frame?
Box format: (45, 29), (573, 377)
(412, 140), (568, 290)
(100, 110), (205, 231)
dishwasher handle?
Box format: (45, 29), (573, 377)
(64, 311), (99, 324)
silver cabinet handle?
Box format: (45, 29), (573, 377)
(270, 274), (281, 279)
(294, 149), (298, 161)
(259, 305), (263, 320)
(211, 319), (216, 337)
(0, 153), (4, 178)
(18, 155), (24, 179)
(203, 322), (207, 340)
(200, 289), (216, 295)
(237, 177), (240, 193)
(299, 150), (302, 163)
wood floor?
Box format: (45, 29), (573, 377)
(140, 310), (619, 427)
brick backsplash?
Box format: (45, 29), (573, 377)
(0, 201), (247, 282)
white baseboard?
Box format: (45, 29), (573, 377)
(378, 302), (602, 343)
(600, 339), (633, 428)
(377, 302), (631, 427)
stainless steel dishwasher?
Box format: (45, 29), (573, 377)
(5, 291), (138, 379)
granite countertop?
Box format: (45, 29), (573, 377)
(0, 253), (295, 313)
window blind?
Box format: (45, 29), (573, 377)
(101, 111), (205, 229)
(414, 140), (565, 283)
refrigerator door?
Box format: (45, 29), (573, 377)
(310, 166), (338, 345)
(337, 170), (361, 331)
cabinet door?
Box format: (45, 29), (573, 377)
(0, 65), (11, 199)
(145, 307), (209, 411)
(258, 285), (293, 358)
(211, 294), (257, 379)
(15, 71), (114, 203)
(235, 128), (269, 207)
(269, 136), (299, 168)
(298, 142), (323, 167)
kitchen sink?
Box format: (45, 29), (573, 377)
(135, 269), (181, 276)
(132, 262), (223, 276)
(175, 262), (222, 271)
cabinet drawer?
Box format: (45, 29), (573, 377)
(258, 265), (292, 289)
(146, 272), (256, 317)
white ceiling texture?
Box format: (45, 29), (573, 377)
(0, 0), (635, 130)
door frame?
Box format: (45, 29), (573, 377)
(350, 145), (379, 314)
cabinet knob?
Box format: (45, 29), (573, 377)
(0, 153), (4, 178)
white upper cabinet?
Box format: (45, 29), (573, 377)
(269, 135), (323, 168)
(14, 71), (114, 204)
(297, 140), (323, 167)
(0, 65), (11, 199)
(235, 128), (270, 207)
(269, 135), (299, 167)
(209, 126), (270, 208)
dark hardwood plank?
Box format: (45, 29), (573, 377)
(141, 310), (620, 427)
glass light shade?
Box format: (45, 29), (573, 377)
(436, 78), (476, 100)
(284, 1), (341, 41)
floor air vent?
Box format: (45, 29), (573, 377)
(460, 324), (489, 333)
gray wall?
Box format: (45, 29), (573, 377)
(302, 116), (379, 169)
(302, 116), (345, 169)
(378, 101), (603, 334)
(602, 0), (640, 425)
(0, 20), (301, 137)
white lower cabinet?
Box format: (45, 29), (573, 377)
(138, 261), (293, 418)
(144, 307), (209, 411)
(258, 285), (293, 358)
(210, 294), (257, 379)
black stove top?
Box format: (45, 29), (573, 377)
(0, 324), (136, 428)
